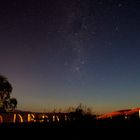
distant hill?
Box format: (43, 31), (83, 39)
(97, 108), (140, 119)
(12, 109), (32, 113)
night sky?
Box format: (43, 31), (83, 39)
(0, 0), (140, 113)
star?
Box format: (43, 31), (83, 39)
(118, 3), (122, 8)
(75, 66), (80, 72)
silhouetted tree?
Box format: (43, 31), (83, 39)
(0, 75), (17, 112)
(69, 103), (96, 122)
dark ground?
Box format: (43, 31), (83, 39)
(0, 119), (139, 139)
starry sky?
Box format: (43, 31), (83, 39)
(0, 0), (140, 113)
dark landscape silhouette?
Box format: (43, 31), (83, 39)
(0, 75), (140, 131)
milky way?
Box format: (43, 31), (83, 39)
(0, 0), (140, 113)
